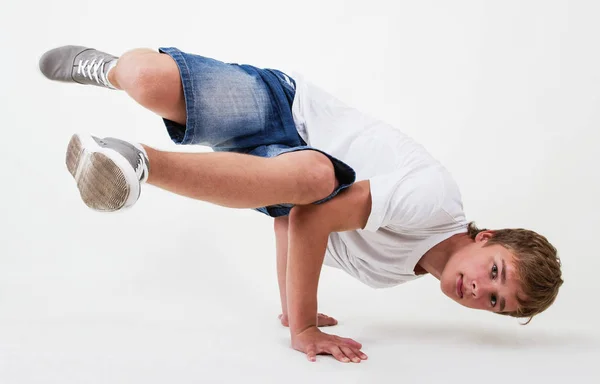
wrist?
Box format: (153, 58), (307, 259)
(290, 322), (318, 338)
(287, 306), (318, 336)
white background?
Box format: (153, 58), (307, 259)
(1, 0), (599, 383)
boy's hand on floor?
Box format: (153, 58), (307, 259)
(278, 313), (338, 327)
(291, 326), (367, 363)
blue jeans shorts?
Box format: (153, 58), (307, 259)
(158, 47), (356, 217)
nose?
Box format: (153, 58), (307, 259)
(470, 279), (492, 301)
(471, 280), (478, 297)
(470, 280), (487, 299)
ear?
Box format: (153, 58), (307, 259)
(475, 230), (494, 243)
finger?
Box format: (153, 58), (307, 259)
(329, 346), (350, 363)
(306, 345), (318, 362)
(323, 319), (338, 327)
(278, 314), (282, 319)
(317, 315), (338, 327)
(339, 337), (362, 349)
(350, 348), (368, 360)
(340, 346), (361, 363)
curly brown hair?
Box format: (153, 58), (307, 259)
(467, 222), (563, 324)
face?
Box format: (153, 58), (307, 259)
(440, 231), (523, 314)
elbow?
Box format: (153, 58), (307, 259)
(288, 205), (331, 233)
(288, 205), (314, 225)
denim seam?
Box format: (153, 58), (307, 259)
(159, 47), (197, 145)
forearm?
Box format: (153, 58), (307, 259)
(286, 207), (330, 334)
(285, 181), (371, 334)
(274, 217), (289, 316)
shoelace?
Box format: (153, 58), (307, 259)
(77, 58), (111, 87)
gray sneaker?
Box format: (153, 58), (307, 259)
(39, 46), (118, 89)
(65, 133), (150, 212)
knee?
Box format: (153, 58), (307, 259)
(297, 152), (336, 203)
(114, 49), (179, 105)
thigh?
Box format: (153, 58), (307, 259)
(260, 150), (334, 205)
(250, 145), (357, 217)
(158, 47), (298, 150)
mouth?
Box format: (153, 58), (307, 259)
(456, 274), (464, 299)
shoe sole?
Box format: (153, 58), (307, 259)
(65, 133), (140, 212)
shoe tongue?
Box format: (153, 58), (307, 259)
(73, 50), (117, 88)
(104, 60), (118, 88)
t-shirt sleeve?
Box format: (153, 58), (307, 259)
(363, 169), (445, 232)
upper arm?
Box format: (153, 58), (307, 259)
(290, 180), (372, 233)
(292, 168), (447, 234)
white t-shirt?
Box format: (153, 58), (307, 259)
(290, 74), (469, 289)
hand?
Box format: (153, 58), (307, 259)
(279, 313), (338, 328)
(291, 326), (368, 363)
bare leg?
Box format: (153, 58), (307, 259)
(105, 49), (339, 208)
(108, 48), (186, 125)
(143, 145), (337, 208)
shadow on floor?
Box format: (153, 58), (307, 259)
(357, 321), (599, 349)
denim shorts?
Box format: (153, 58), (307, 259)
(158, 47), (356, 217)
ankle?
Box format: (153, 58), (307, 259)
(107, 49), (156, 91)
(141, 144), (157, 183)
(107, 63), (122, 90)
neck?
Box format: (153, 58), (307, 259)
(417, 233), (471, 280)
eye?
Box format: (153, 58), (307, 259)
(491, 263), (498, 280)
(491, 294), (497, 308)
